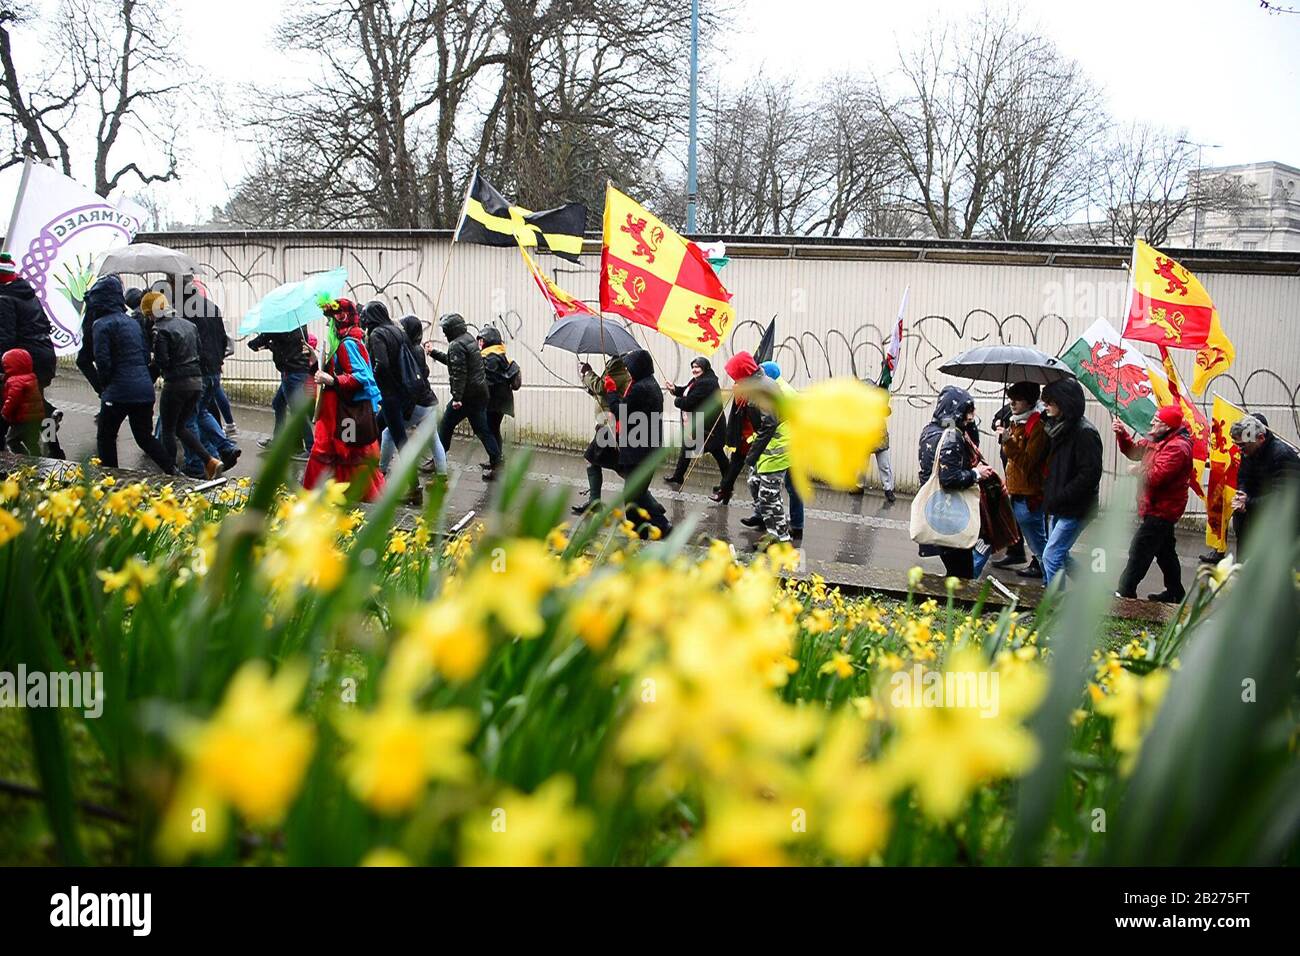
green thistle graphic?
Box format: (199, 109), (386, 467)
(54, 254), (98, 314)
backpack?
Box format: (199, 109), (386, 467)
(376, 324), (423, 403)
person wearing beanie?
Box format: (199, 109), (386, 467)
(427, 312), (500, 480)
(1112, 404), (1196, 601)
(663, 356), (729, 488)
(2, 348), (44, 454)
(725, 350), (792, 550)
(177, 278), (239, 477)
(147, 292), (225, 480)
(993, 380), (1048, 578)
(0, 251), (62, 456)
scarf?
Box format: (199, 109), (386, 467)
(481, 344), (506, 357)
(1010, 401), (1044, 425)
(1042, 414), (1069, 440)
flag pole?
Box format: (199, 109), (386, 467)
(3, 158), (34, 253)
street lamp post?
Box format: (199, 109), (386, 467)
(686, 0), (699, 234)
(1177, 138), (1221, 249)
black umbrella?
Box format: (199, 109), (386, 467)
(939, 344), (1075, 385)
(542, 312), (640, 356)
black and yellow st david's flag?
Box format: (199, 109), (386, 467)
(455, 170), (588, 262)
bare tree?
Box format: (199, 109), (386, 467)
(70, 0), (186, 195)
(2, 0), (187, 196)
(0, 6), (83, 174)
(983, 37), (1103, 240)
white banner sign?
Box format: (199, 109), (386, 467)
(3, 160), (145, 354)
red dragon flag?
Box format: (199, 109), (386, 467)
(599, 183), (734, 355)
(1122, 239), (1216, 350)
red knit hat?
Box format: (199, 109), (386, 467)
(1155, 405), (1184, 430)
(323, 297), (360, 328)
(0, 252), (18, 283)
(724, 350), (758, 382)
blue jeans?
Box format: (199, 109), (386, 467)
(210, 374), (234, 425)
(272, 370), (314, 453)
(184, 375), (235, 473)
(784, 472), (804, 531)
(1042, 515), (1085, 587)
(380, 403), (446, 473)
(1011, 498), (1048, 562)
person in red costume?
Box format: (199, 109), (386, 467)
(301, 297), (386, 502)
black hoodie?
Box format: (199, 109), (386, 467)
(1040, 377), (1103, 519)
(478, 326), (521, 417)
(360, 300), (408, 397)
(399, 314), (436, 408)
(429, 312), (488, 405)
(605, 348), (662, 470)
(0, 276), (56, 384)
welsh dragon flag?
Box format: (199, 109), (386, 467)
(1060, 319), (1161, 433)
(1063, 318), (1209, 496)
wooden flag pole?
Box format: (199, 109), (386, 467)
(431, 169), (478, 321)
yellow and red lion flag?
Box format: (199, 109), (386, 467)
(1123, 239), (1217, 351)
(1205, 394), (1247, 551)
(599, 184), (734, 355)
(1151, 346), (1208, 499)
(1191, 311), (1235, 395)
(518, 245), (598, 320)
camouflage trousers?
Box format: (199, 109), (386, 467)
(748, 468), (791, 541)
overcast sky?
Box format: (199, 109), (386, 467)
(3, 0), (1297, 226)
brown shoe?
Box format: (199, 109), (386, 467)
(204, 458), (224, 480)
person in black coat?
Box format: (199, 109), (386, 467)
(428, 312), (500, 480)
(478, 326), (521, 463)
(147, 292), (223, 480)
(916, 385), (995, 578)
(248, 326), (315, 454)
(1039, 376), (1103, 587)
(573, 355), (630, 514)
(361, 300), (413, 463)
(604, 348), (671, 537)
(87, 276), (172, 472)
(664, 356), (729, 485)
(0, 252), (62, 456)
(1229, 414), (1300, 551)
(179, 281), (238, 474)
(393, 313), (445, 476)
(989, 399), (1027, 567)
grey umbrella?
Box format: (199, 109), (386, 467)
(939, 344), (1075, 385)
(96, 242), (203, 277)
(542, 312), (641, 356)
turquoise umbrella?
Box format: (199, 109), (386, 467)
(238, 267), (347, 335)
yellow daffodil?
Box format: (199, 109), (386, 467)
(1094, 668), (1171, 774)
(461, 776), (593, 866)
(337, 702), (476, 814)
(157, 660), (315, 861)
(783, 377), (889, 498)
(0, 507), (23, 547)
(97, 556), (161, 606)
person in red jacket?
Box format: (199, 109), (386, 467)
(1, 347), (45, 454)
(1112, 404), (1195, 602)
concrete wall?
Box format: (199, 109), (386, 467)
(140, 231), (1300, 510)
